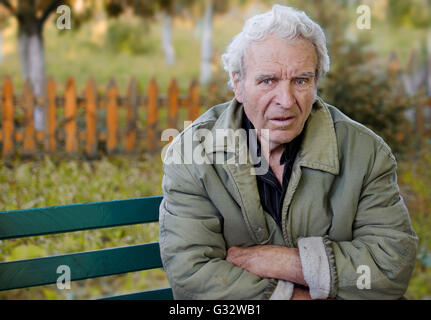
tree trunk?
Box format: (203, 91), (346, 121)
(200, 0), (213, 85)
(161, 12), (175, 66)
(18, 21), (46, 131)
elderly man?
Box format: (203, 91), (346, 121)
(159, 5), (418, 300)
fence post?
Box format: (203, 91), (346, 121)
(65, 76), (78, 154)
(125, 77), (139, 153)
(167, 78), (179, 135)
(85, 77), (98, 157)
(106, 78), (119, 154)
(45, 77), (57, 153)
(208, 82), (217, 106)
(146, 77), (159, 152)
(187, 79), (200, 122)
(23, 79), (36, 156)
(2, 76), (14, 157)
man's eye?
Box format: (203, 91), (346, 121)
(295, 79), (308, 85)
(262, 79), (273, 85)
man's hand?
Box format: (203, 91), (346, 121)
(226, 245), (307, 286)
(291, 287), (313, 300)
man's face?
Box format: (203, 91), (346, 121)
(233, 36), (318, 147)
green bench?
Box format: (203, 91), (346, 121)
(0, 196), (173, 300)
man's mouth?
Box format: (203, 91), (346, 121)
(269, 116), (295, 126)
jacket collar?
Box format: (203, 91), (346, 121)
(297, 97), (339, 175)
(203, 98), (340, 175)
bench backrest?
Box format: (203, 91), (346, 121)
(0, 196), (173, 300)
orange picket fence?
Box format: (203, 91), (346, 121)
(1, 54), (431, 159)
(0, 76), (213, 158)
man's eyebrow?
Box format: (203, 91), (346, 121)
(295, 72), (316, 78)
(255, 74), (278, 82)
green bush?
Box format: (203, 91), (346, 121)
(319, 59), (416, 157)
(399, 150), (431, 299)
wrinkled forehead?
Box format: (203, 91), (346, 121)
(242, 36), (318, 76)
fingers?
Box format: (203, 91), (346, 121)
(226, 246), (244, 265)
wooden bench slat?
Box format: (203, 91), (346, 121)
(0, 243), (163, 291)
(0, 196), (163, 240)
(100, 287), (173, 300)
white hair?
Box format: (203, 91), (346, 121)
(221, 4), (330, 89)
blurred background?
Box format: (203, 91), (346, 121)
(0, 0), (430, 299)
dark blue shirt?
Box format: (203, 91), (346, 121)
(242, 110), (304, 228)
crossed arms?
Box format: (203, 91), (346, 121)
(227, 245), (313, 300)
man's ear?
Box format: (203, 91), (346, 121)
(232, 72), (244, 103)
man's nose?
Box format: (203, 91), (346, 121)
(275, 80), (295, 108)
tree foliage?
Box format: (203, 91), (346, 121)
(104, 0), (199, 18)
(386, 0), (431, 30)
(0, 0), (95, 33)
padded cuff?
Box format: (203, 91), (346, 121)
(261, 278), (278, 300)
(322, 235), (338, 298)
(269, 280), (295, 300)
(298, 237), (331, 300)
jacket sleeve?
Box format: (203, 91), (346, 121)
(159, 144), (280, 299)
(323, 144), (418, 299)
